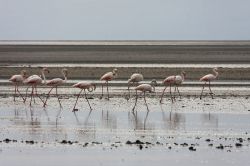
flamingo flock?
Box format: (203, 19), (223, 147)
(8, 67), (220, 111)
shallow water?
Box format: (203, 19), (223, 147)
(1, 96), (250, 166)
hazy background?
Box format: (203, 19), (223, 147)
(0, 0), (250, 40)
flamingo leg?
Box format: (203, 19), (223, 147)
(106, 81), (109, 100)
(56, 86), (62, 108)
(143, 92), (149, 111)
(43, 87), (54, 107)
(14, 84), (17, 102)
(16, 85), (25, 102)
(160, 87), (167, 104)
(30, 86), (34, 106)
(72, 89), (83, 112)
(24, 86), (31, 103)
(132, 90), (138, 112)
(35, 86), (45, 105)
(176, 85), (181, 99)
(200, 82), (206, 99)
(128, 83), (131, 100)
(101, 83), (104, 99)
(169, 84), (174, 102)
(173, 85), (177, 99)
(208, 81), (214, 99)
(84, 89), (92, 110)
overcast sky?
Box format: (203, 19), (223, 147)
(0, 0), (250, 40)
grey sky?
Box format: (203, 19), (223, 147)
(0, 0), (250, 40)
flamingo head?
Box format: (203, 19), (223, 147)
(21, 70), (28, 78)
(150, 79), (157, 92)
(62, 68), (68, 77)
(42, 67), (50, 73)
(88, 83), (96, 92)
(112, 68), (118, 77)
(182, 71), (186, 77)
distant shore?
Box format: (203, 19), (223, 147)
(0, 40), (250, 64)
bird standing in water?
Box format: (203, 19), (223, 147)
(173, 71), (186, 99)
(100, 68), (118, 100)
(200, 68), (219, 99)
(24, 67), (49, 106)
(72, 81), (96, 112)
(127, 73), (144, 99)
(132, 80), (157, 112)
(43, 68), (68, 108)
(9, 70), (28, 102)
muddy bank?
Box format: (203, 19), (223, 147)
(1, 65), (250, 80)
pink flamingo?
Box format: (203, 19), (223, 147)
(9, 70), (28, 102)
(173, 71), (186, 99)
(100, 68), (118, 100)
(160, 75), (176, 103)
(72, 81), (96, 112)
(128, 73), (144, 99)
(24, 67), (49, 106)
(43, 68), (68, 108)
(132, 80), (157, 112)
(200, 67), (219, 99)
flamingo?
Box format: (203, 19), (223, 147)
(160, 75), (176, 103)
(132, 79), (157, 112)
(9, 70), (27, 102)
(100, 68), (118, 100)
(173, 71), (186, 99)
(128, 73), (144, 99)
(200, 67), (219, 99)
(24, 67), (49, 106)
(43, 68), (68, 108)
(72, 81), (96, 112)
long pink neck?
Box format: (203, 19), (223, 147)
(213, 69), (219, 78)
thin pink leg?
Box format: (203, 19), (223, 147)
(72, 89), (83, 112)
(44, 87), (54, 107)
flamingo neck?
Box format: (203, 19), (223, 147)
(213, 69), (219, 78)
(63, 72), (67, 82)
(41, 70), (46, 84)
(181, 73), (185, 81)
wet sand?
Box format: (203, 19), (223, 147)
(0, 94), (250, 166)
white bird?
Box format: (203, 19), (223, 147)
(132, 80), (157, 112)
(9, 70), (27, 102)
(199, 67), (219, 99)
(72, 81), (96, 112)
(128, 73), (144, 99)
(100, 68), (118, 100)
(43, 68), (68, 107)
(24, 67), (49, 106)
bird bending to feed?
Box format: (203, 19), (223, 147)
(43, 68), (68, 108)
(173, 71), (186, 99)
(24, 67), (49, 106)
(160, 75), (176, 103)
(127, 73), (144, 100)
(72, 81), (96, 112)
(199, 67), (219, 99)
(9, 70), (28, 102)
(132, 79), (157, 112)
(100, 68), (118, 100)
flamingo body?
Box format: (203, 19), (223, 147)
(199, 68), (219, 99)
(135, 84), (153, 92)
(72, 81), (96, 111)
(9, 75), (25, 83)
(200, 74), (216, 82)
(128, 73), (143, 83)
(73, 81), (94, 89)
(163, 75), (176, 85)
(100, 72), (114, 81)
(46, 78), (64, 86)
